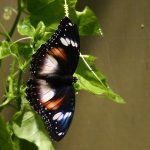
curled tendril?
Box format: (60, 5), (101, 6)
(64, 0), (69, 17)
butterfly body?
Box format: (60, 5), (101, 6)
(36, 74), (77, 86)
(26, 17), (80, 141)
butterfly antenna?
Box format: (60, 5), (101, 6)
(64, 0), (69, 17)
(80, 52), (107, 88)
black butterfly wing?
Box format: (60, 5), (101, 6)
(26, 17), (79, 141)
(26, 78), (75, 141)
(31, 17), (80, 77)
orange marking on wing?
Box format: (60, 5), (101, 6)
(43, 96), (64, 110)
(48, 48), (67, 61)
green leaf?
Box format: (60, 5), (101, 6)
(17, 43), (33, 60)
(34, 21), (46, 40)
(26, 0), (77, 27)
(0, 41), (11, 59)
(20, 86), (33, 111)
(103, 88), (125, 104)
(18, 18), (51, 50)
(75, 55), (107, 94)
(75, 55), (125, 103)
(0, 116), (15, 150)
(10, 42), (33, 67)
(0, 75), (16, 110)
(25, 0), (101, 36)
(17, 18), (35, 37)
(33, 21), (50, 49)
(26, 0), (64, 25)
(19, 139), (38, 150)
(74, 73), (106, 95)
(27, 0), (55, 15)
(0, 98), (12, 111)
(76, 6), (101, 36)
(12, 111), (54, 150)
(10, 42), (33, 61)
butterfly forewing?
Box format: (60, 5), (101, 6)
(30, 17), (80, 77)
(26, 17), (80, 141)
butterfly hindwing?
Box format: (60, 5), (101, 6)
(26, 78), (75, 141)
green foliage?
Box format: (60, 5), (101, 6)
(12, 111), (54, 150)
(0, 117), (16, 150)
(75, 55), (125, 103)
(0, 0), (125, 149)
(76, 6), (101, 35)
(0, 41), (11, 59)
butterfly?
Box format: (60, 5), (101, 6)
(26, 17), (80, 141)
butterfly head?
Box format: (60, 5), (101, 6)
(72, 77), (78, 83)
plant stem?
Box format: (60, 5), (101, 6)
(6, 0), (22, 41)
(0, 32), (8, 38)
(12, 59), (31, 78)
(16, 69), (23, 109)
(10, 58), (17, 74)
(6, 0), (23, 109)
(0, 22), (11, 41)
(0, 0), (23, 112)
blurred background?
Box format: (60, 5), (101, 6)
(1, 0), (150, 150)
